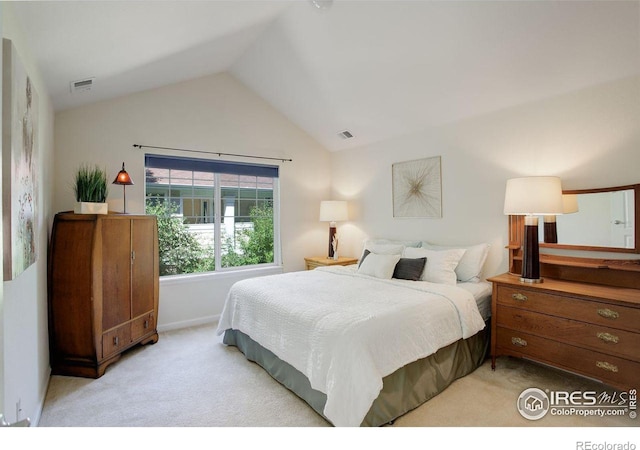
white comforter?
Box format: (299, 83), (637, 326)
(216, 266), (486, 427)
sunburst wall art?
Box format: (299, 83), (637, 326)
(392, 156), (442, 218)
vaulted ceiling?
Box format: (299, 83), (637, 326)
(12, 1), (640, 152)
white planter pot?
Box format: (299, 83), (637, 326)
(74, 202), (108, 215)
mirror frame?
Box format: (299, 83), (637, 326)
(538, 183), (640, 254)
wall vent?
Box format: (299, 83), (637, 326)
(70, 78), (95, 94)
(338, 130), (354, 139)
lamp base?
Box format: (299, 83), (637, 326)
(543, 215), (557, 244)
(328, 225), (336, 258)
(519, 277), (543, 284)
(521, 215), (542, 283)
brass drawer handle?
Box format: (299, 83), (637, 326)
(511, 293), (528, 302)
(511, 337), (528, 347)
(144, 319), (149, 329)
(596, 361), (618, 373)
(597, 308), (619, 320)
(596, 332), (619, 344)
(113, 336), (119, 346)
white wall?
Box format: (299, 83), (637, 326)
(54, 73), (332, 328)
(331, 76), (640, 277)
(0, 2), (4, 423)
(2, 3), (55, 425)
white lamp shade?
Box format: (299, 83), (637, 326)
(503, 176), (564, 215)
(562, 194), (579, 214)
(319, 200), (348, 222)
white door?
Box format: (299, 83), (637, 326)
(610, 190), (634, 248)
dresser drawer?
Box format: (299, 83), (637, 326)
(131, 312), (156, 341)
(496, 285), (640, 333)
(497, 306), (640, 362)
(102, 324), (131, 359)
(496, 327), (640, 389)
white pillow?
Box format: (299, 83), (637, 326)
(363, 238), (422, 248)
(403, 247), (466, 285)
(422, 242), (490, 282)
(359, 240), (405, 262)
(357, 253), (401, 279)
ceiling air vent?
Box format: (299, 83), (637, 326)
(70, 77), (95, 94)
(338, 130), (354, 139)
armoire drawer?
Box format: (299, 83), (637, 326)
(132, 312), (156, 341)
(102, 324), (131, 359)
(496, 305), (640, 362)
(496, 327), (640, 389)
(496, 285), (640, 333)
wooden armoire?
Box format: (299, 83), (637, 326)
(48, 212), (160, 378)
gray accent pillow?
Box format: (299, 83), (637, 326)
(392, 257), (427, 281)
(358, 249), (371, 268)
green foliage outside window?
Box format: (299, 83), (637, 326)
(146, 199), (274, 276)
(145, 200), (214, 276)
(222, 204), (274, 267)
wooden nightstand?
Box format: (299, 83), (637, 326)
(304, 256), (359, 270)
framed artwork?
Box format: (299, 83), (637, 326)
(392, 156), (442, 218)
(3, 39), (39, 280)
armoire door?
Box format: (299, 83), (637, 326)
(101, 218), (132, 330)
(131, 217), (156, 317)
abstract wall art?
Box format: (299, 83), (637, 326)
(392, 156), (442, 218)
(3, 39), (39, 280)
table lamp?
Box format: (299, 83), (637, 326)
(113, 162), (134, 213)
(319, 200), (348, 259)
(504, 176), (563, 283)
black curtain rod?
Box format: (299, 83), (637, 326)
(133, 144), (292, 163)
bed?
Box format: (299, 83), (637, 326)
(216, 241), (492, 427)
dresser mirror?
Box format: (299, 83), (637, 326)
(539, 184), (639, 254)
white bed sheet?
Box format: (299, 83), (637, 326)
(331, 264), (493, 320)
(216, 265), (486, 427)
(457, 280), (492, 321)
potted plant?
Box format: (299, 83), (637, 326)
(73, 164), (109, 214)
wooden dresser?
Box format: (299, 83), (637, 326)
(48, 212), (160, 378)
(489, 273), (640, 390)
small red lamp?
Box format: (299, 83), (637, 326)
(112, 162), (134, 213)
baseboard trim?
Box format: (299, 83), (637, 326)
(157, 315), (219, 333)
(34, 366), (52, 427)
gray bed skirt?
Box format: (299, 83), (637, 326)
(223, 322), (490, 427)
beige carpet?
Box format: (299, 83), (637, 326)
(39, 322), (636, 429)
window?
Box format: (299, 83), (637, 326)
(145, 154), (280, 276)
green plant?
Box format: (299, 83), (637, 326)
(222, 204), (274, 267)
(145, 199), (215, 276)
(74, 164), (108, 203)
(146, 197), (273, 275)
